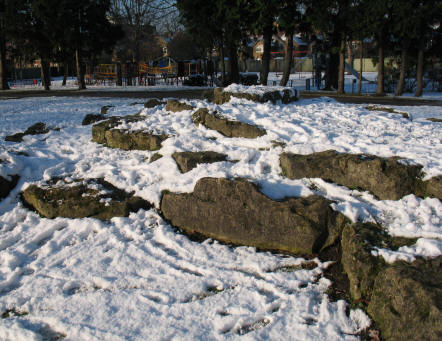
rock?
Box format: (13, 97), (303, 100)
(5, 122), (50, 142)
(22, 178), (151, 220)
(341, 223), (387, 301)
(422, 175), (442, 200)
(172, 151), (228, 173)
(367, 256), (442, 341)
(0, 174), (19, 200)
(365, 105), (409, 119)
(144, 99), (163, 108)
(100, 105), (114, 115)
(280, 150), (425, 200)
(192, 108), (266, 139)
(82, 114), (104, 126)
(213, 87), (298, 105)
(92, 116), (168, 151)
(427, 117), (442, 123)
(161, 177), (348, 255)
(149, 153), (163, 163)
(239, 73), (258, 86)
(165, 100), (194, 112)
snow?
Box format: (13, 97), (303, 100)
(0, 93), (441, 339)
(223, 83), (296, 97)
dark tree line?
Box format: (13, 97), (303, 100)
(177, 0), (442, 96)
(0, 0), (123, 90)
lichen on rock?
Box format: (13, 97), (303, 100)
(172, 151), (228, 173)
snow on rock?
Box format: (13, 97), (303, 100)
(0, 94), (441, 339)
(224, 83), (296, 96)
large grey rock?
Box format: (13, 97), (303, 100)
(172, 151), (228, 173)
(0, 174), (19, 200)
(165, 100), (194, 112)
(192, 108), (266, 139)
(22, 178), (151, 220)
(92, 116), (168, 151)
(213, 87), (298, 105)
(280, 150), (427, 200)
(161, 177), (348, 255)
(5, 122), (50, 142)
(367, 257), (442, 341)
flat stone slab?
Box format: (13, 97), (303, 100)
(172, 151), (228, 173)
(5, 122), (51, 142)
(280, 150), (432, 200)
(165, 100), (194, 112)
(213, 87), (298, 105)
(92, 116), (168, 151)
(22, 178), (151, 220)
(161, 177), (348, 255)
(192, 108), (266, 139)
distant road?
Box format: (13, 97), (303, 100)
(1, 88), (442, 106)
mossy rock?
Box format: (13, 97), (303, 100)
(160, 177), (349, 255)
(427, 117), (442, 123)
(100, 105), (114, 115)
(149, 153), (163, 163)
(0, 174), (20, 200)
(92, 116), (168, 151)
(367, 256), (442, 341)
(172, 151), (228, 173)
(421, 175), (442, 200)
(5, 122), (50, 142)
(165, 100), (194, 112)
(192, 108), (266, 139)
(144, 99), (163, 108)
(213, 87), (298, 105)
(22, 178), (151, 220)
(280, 150), (426, 200)
(82, 114), (105, 126)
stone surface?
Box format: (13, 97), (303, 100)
(82, 114), (104, 126)
(422, 175), (442, 200)
(161, 177), (348, 255)
(92, 116), (168, 151)
(341, 223), (387, 301)
(280, 150), (426, 200)
(213, 87), (298, 105)
(172, 151), (228, 173)
(165, 100), (194, 112)
(144, 99), (163, 108)
(365, 105), (409, 119)
(367, 256), (442, 341)
(427, 117), (442, 123)
(192, 108), (266, 139)
(22, 178), (151, 220)
(5, 122), (50, 142)
(149, 153), (163, 163)
(100, 105), (114, 115)
(0, 174), (20, 200)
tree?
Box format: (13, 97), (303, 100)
(168, 31), (201, 60)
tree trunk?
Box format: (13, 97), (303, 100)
(219, 41), (225, 85)
(280, 30), (293, 86)
(415, 47), (424, 97)
(75, 49), (86, 90)
(0, 33), (9, 90)
(376, 35), (385, 95)
(40, 57), (51, 91)
(117, 62), (122, 86)
(227, 42), (239, 85)
(260, 24), (273, 85)
(337, 38), (346, 94)
(347, 41), (354, 70)
(126, 62), (133, 86)
(395, 47), (407, 96)
(357, 40), (363, 94)
(62, 61), (68, 86)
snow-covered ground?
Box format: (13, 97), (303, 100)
(0, 94), (441, 340)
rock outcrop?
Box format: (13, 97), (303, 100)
(365, 105), (409, 119)
(100, 105), (114, 115)
(92, 116), (168, 151)
(22, 178), (151, 220)
(192, 108), (266, 138)
(165, 100), (194, 112)
(161, 177), (348, 254)
(0, 174), (19, 200)
(82, 114), (105, 126)
(172, 151), (228, 173)
(213, 87), (298, 105)
(144, 99), (163, 108)
(280, 150), (434, 200)
(5, 122), (51, 142)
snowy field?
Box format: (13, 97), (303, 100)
(0, 94), (441, 340)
